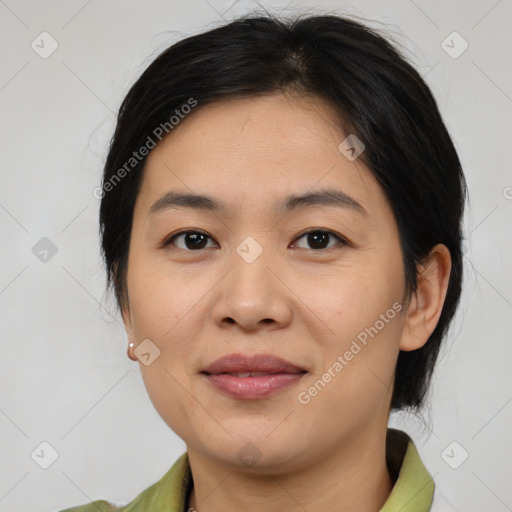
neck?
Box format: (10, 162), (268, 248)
(186, 426), (394, 512)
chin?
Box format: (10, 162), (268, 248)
(199, 430), (309, 474)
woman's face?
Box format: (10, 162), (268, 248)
(122, 93), (416, 472)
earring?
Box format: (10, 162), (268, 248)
(127, 342), (137, 361)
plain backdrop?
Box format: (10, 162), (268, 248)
(0, 1), (511, 511)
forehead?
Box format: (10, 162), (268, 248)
(136, 94), (389, 221)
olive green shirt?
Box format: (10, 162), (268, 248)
(58, 428), (435, 512)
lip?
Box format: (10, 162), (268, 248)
(201, 353), (307, 399)
(202, 353), (306, 375)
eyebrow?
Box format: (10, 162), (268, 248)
(147, 188), (368, 218)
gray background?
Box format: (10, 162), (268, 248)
(0, 0), (511, 511)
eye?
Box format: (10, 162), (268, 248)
(162, 230), (218, 251)
(162, 228), (347, 252)
(291, 229), (346, 251)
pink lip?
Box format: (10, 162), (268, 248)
(201, 353), (307, 399)
(202, 353), (305, 374)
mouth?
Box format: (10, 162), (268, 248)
(201, 353), (307, 399)
(211, 371), (295, 377)
(202, 353), (306, 375)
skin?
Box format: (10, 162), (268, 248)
(121, 93), (451, 512)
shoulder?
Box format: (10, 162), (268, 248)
(57, 500), (123, 512)
(55, 479), (163, 512)
(55, 479), (167, 512)
(55, 452), (191, 512)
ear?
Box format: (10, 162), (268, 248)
(399, 243), (452, 351)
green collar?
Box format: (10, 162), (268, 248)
(60, 428), (434, 512)
(380, 428), (435, 511)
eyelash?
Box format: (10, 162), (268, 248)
(161, 229), (348, 252)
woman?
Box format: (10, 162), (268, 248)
(60, 12), (467, 512)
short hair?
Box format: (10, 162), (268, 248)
(99, 13), (467, 412)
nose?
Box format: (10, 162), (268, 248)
(211, 248), (292, 332)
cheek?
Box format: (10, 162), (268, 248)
(329, 281), (402, 384)
(301, 321), (400, 430)
(138, 364), (199, 443)
(126, 259), (195, 338)
(319, 269), (395, 340)
(306, 269), (402, 406)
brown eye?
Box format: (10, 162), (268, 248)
(292, 230), (346, 250)
(162, 228), (347, 252)
(163, 231), (217, 250)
